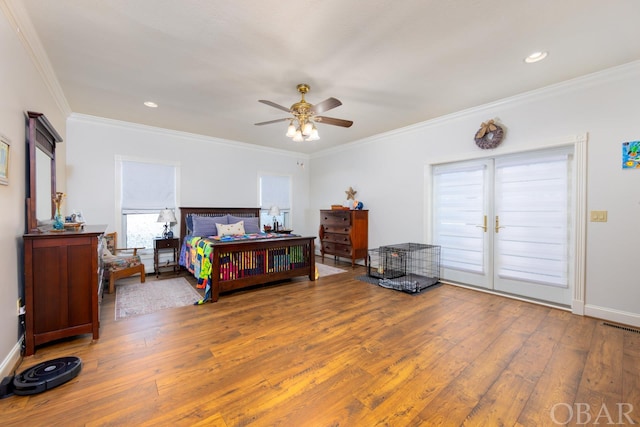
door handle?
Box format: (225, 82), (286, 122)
(475, 215), (487, 232)
(495, 216), (505, 233)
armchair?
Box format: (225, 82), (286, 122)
(103, 232), (146, 294)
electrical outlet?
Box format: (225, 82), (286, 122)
(590, 210), (608, 222)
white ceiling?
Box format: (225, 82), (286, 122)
(16, 0), (640, 154)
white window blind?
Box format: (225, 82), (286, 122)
(494, 150), (571, 287)
(433, 163), (486, 273)
(259, 175), (290, 209)
(121, 161), (176, 213)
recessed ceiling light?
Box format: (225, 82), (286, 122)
(524, 51), (548, 63)
(144, 101), (158, 108)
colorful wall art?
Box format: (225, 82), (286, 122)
(622, 141), (640, 169)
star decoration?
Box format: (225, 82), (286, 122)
(345, 186), (357, 200)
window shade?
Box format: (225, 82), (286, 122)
(260, 175), (290, 209)
(433, 163), (486, 273)
(121, 161), (176, 213)
(494, 150), (571, 287)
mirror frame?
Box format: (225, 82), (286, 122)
(26, 111), (62, 233)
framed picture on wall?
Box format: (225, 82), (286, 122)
(0, 134), (10, 185)
(622, 141), (640, 169)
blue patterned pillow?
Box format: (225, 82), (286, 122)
(228, 215), (260, 234)
(192, 215), (228, 237)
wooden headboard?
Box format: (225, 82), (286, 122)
(179, 207), (261, 241)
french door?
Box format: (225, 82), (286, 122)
(432, 148), (573, 306)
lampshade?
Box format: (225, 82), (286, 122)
(268, 206), (280, 217)
(286, 122), (296, 137)
(286, 119), (319, 142)
(302, 121), (313, 136)
(157, 208), (177, 224)
(306, 125), (320, 141)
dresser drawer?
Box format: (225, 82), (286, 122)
(155, 238), (178, 249)
(320, 211), (351, 226)
(321, 224), (351, 234)
(322, 233), (351, 245)
(322, 242), (352, 256)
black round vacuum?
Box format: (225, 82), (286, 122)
(13, 356), (82, 395)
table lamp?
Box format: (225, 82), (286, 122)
(268, 206), (280, 231)
(157, 208), (177, 238)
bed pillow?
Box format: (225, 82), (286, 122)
(192, 215), (228, 237)
(217, 221), (246, 237)
(227, 215), (260, 234)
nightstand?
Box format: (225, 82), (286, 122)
(154, 237), (179, 277)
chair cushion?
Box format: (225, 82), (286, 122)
(104, 254), (142, 272)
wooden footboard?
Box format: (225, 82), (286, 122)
(208, 236), (315, 302)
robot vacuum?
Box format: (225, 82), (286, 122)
(13, 356), (82, 395)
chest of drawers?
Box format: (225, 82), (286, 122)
(23, 225), (106, 355)
(319, 209), (368, 267)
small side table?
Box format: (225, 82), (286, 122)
(154, 237), (179, 277)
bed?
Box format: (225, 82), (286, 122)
(179, 207), (316, 302)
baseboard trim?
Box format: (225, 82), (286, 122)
(584, 304), (640, 329)
(0, 339), (23, 380)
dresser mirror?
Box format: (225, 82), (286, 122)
(26, 111), (62, 232)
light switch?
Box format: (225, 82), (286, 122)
(590, 210), (608, 222)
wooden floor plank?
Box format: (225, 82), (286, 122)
(1, 264), (637, 426)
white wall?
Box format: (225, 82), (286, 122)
(65, 114), (311, 247)
(310, 62), (640, 327)
(0, 7), (67, 376)
(4, 0), (639, 376)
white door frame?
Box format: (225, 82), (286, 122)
(424, 134), (587, 315)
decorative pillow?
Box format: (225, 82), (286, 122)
(216, 221), (245, 237)
(101, 238), (116, 261)
(228, 215), (260, 234)
(192, 215), (228, 237)
(185, 215), (194, 234)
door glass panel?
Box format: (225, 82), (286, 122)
(494, 151), (570, 288)
(433, 164), (487, 273)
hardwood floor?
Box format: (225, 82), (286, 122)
(1, 262), (638, 426)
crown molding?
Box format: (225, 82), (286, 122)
(312, 60), (640, 159)
(68, 113), (310, 159)
(1, 0), (71, 116)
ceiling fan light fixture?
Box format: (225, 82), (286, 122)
(302, 121), (313, 136)
(256, 83), (352, 142)
(286, 122), (296, 137)
(306, 126), (320, 141)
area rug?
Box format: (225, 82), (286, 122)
(316, 263), (348, 277)
(115, 277), (202, 320)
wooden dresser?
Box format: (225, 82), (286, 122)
(23, 225), (106, 355)
(319, 209), (368, 267)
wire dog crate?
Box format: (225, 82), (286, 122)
(367, 243), (441, 293)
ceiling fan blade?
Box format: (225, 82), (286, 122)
(311, 97), (342, 114)
(255, 118), (290, 126)
(315, 116), (353, 128)
(258, 99), (291, 113)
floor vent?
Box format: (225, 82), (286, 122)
(603, 322), (640, 334)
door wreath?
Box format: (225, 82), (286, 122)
(474, 119), (504, 149)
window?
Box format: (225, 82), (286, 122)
(120, 160), (177, 249)
(259, 174), (291, 230)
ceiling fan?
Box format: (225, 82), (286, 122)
(255, 83), (353, 141)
